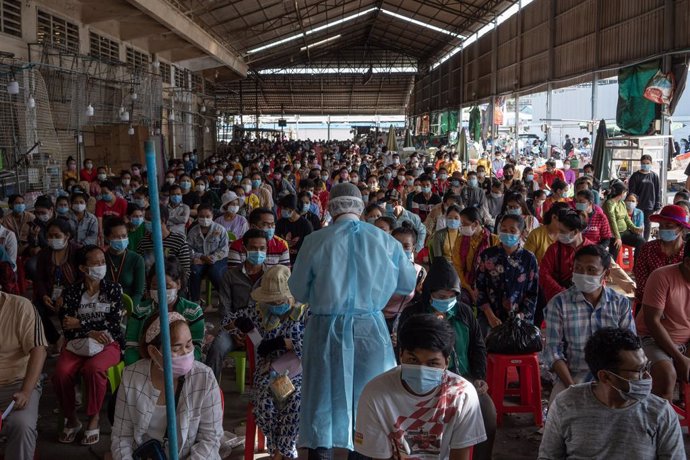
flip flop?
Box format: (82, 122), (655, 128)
(58, 422), (82, 444)
(81, 428), (100, 445)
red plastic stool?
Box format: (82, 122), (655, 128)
(672, 381), (690, 427)
(244, 336), (266, 460)
(616, 244), (634, 272)
(486, 353), (543, 427)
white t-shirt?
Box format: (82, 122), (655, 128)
(355, 367), (486, 460)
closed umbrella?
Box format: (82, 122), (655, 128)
(403, 128), (413, 148)
(456, 127), (469, 172)
(591, 119), (610, 187)
(386, 125), (398, 152)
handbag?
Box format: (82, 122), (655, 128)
(66, 338), (105, 357)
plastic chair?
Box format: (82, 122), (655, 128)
(486, 353), (543, 427)
(227, 350), (247, 394)
(106, 361), (125, 393)
(672, 381), (690, 427)
(244, 336), (266, 460)
(616, 244), (635, 272)
(121, 293), (134, 317)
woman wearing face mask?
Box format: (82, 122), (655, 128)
(194, 178), (221, 213)
(230, 265), (307, 460)
(521, 166), (540, 198)
(215, 191), (250, 239)
(476, 214), (539, 335)
(26, 195), (55, 257)
(54, 245), (123, 445)
(627, 154), (662, 240)
(604, 181), (645, 262)
(126, 204), (146, 250)
(543, 179), (569, 214)
(574, 189), (612, 247)
(632, 205), (689, 311)
(539, 209), (594, 304)
(32, 218), (81, 345)
(68, 191), (98, 246)
(382, 224), (426, 334)
(80, 158), (98, 183)
(63, 156), (79, 183)
(362, 203), (384, 224)
(493, 192), (539, 243)
(166, 184), (191, 235)
(104, 217), (145, 307)
(624, 193), (645, 229)
(429, 204), (462, 262)
(187, 204), (229, 304)
(240, 178), (261, 212)
(399, 257), (496, 460)
(448, 206), (499, 307)
(296, 191), (322, 231)
(115, 172), (134, 201)
(95, 181), (128, 245)
(209, 168), (228, 197)
(3, 194), (34, 256)
(124, 257), (204, 366)
(112, 312), (222, 459)
(55, 195), (77, 237)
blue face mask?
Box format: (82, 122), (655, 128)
(659, 229), (679, 242)
(421, 186), (432, 194)
(134, 199), (146, 208)
(641, 163), (652, 172)
(252, 179), (262, 189)
(385, 203), (394, 214)
(235, 174), (243, 182)
(13, 203), (26, 214)
(499, 232), (520, 247)
(446, 218), (461, 230)
(525, 174), (534, 181)
(101, 193), (113, 202)
(469, 178), (478, 187)
(56, 206), (69, 215)
(268, 303), (291, 316)
(301, 203), (310, 214)
(170, 195), (182, 205)
(431, 296), (457, 313)
(575, 202), (589, 212)
(109, 238), (129, 252)
(180, 181), (191, 190)
(131, 217), (144, 227)
(401, 364), (445, 395)
(367, 217), (378, 224)
(281, 209), (293, 219)
(506, 208), (522, 216)
(264, 227), (275, 240)
(144, 221), (153, 233)
(246, 250), (267, 265)
(404, 249), (414, 261)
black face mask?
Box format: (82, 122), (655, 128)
(504, 174), (513, 181)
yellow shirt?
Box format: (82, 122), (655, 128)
(445, 160), (462, 175)
(0, 293), (47, 385)
(442, 229), (459, 260)
(476, 158), (492, 177)
(524, 225), (556, 263)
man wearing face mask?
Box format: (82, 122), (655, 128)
(544, 245), (635, 403)
(187, 204), (229, 305)
(166, 184), (191, 235)
(4, 195), (34, 256)
(411, 174), (441, 222)
(355, 313), (486, 460)
(539, 328), (684, 459)
(460, 171), (487, 211)
(228, 208), (290, 268)
(26, 196), (54, 257)
(398, 258), (496, 460)
(383, 189), (427, 253)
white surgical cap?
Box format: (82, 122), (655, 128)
(328, 183), (364, 218)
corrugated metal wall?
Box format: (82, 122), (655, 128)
(411, 0), (689, 116)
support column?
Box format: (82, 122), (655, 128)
(545, 84), (553, 147)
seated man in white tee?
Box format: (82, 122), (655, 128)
(539, 327), (684, 460)
(355, 313), (486, 460)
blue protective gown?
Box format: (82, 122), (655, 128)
(289, 215), (417, 450)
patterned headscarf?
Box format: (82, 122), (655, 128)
(145, 311), (186, 344)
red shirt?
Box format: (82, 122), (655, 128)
(95, 197), (128, 218)
(633, 239), (686, 303)
(581, 205), (612, 244)
(541, 169), (566, 189)
(80, 168), (98, 183)
(539, 237), (595, 302)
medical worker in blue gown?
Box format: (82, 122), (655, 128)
(289, 182), (417, 459)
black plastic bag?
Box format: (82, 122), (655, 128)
(485, 313), (542, 354)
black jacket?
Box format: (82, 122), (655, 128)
(399, 257), (487, 380)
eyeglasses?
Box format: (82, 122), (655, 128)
(616, 361), (652, 380)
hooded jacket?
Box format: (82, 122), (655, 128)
(399, 257), (487, 380)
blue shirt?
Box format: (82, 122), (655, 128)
(544, 285), (635, 377)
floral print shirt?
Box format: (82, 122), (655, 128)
(476, 244), (539, 322)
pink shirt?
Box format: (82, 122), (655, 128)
(636, 264), (690, 344)
(383, 263), (423, 319)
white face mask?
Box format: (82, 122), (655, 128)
(228, 205), (240, 214)
(87, 264), (107, 281)
(557, 232), (576, 244)
(242, 184), (252, 193)
(198, 217), (213, 227)
(72, 203), (86, 213)
(572, 273), (603, 294)
(48, 238), (67, 251)
(459, 225), (475, 236)
(150, 288), (178, 305)
(196, 184), (206, 192)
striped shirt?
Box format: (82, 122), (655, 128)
(544, 285), (635, 377)
(136, 231), (191, 279)
(228, 236), (290, 267)
(0, 292), (47, 385)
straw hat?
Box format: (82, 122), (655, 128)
(251, 265), (293, 303)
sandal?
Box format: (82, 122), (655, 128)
(81, 428), (100, 445)
(58, 422), (82, 444)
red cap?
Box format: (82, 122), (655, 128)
(650, 205), (690, 229)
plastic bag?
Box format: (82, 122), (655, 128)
(485, 313), (542, 354)
(643, 70), (675, 105)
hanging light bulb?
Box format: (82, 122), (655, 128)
(131, 92), (138, 101)
(205, 126), (210, 133)
(152, 60), (160, 69)
(6, 80), (19, 95)
(200, 104), (206, 113)
(155, 128), (161, 135)
(85, 104), (94, 117)
(128, 125), (135, 136)
(77, 134), (83, 144)
(169, 110), (175, 121)
(119, 105), (125, 114)
(27, 95), (36, 109)
(121, 111), (130, 122)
